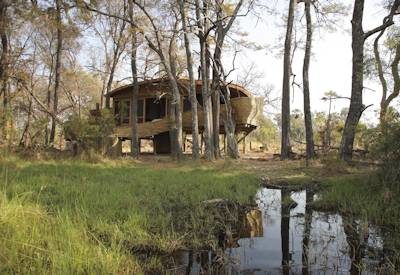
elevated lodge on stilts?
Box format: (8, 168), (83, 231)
(95, 78), (263, 155)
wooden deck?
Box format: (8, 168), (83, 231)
(114, 97), (263, 139)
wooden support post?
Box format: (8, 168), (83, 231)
(224, 134), (226, 154)
(183, 133), (186, 152)
(242, 135), (246, 154)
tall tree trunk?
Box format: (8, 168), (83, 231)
(45, 56), (54, 145)
(222, 86), (239, 158)
(104, 19), (126, 109)
(339, 0), (365, 161)
(211, 50), (221, 158)
(195, 0), (214, 160)
(0, 0), (10, 143)
(168, 37), (183, 160)
(340, 0), (399, 160)
(130, 0), (183, 160)
(214, 39), (239, 158)
(302, 0), (315, 159)
(211, 16), (222, 159)
(281, 0), (296, 160)
(49, 0), (63, 146)
(375, 31), (400, 128)
(211, 0), (242, 159)
(204, 0), (214, 156)
(374, 30), (388, 127)
(128, 1), (139, 158)
(211, 83), (220, 158)
(179, 0), (200, 159)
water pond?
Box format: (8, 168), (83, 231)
(168, 187), (390, 274)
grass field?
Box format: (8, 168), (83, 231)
(1, 152), (398, 273)
(1, 155), (262, 274)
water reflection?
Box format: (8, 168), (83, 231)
(281, 189), (290, 275)
(175, 187), (387, 274)
(302, 189), (313, 275)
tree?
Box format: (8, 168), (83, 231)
(133, 1), (183, 159)
(281, 0), (296, 159)
(48, 0), (63, 146)
(81, 1), (184, 159)
(195, 0), (214, 160)
(301, 0), (315, 159)
(211, 0), (245, 159)
(127, 0), (139, 158)
(339, 0), (400, 161)
(373, 26), (400, 127)
(89, 1), (128, 109)
(0, 0), (11, 143)
(178, 0), (200, 159)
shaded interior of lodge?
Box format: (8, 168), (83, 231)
(96, 78), (263, 154)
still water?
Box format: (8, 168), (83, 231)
(171, 188), (388, 274)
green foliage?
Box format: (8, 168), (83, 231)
(0, 107), (14, 144)
(0, 156), (259, 273)
(290, 109), (305, 142)
(371, 119), (400, 185)
(249, 115), (278, 149)
(0, 193), (137, 274)
(63, 109), (115, 148)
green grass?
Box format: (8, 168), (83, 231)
(2, 152), (398, 273)
(313, 174), (400, 225)
(0, 155), (259, 274)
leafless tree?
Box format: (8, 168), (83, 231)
(210, 0), (246, 159)
(339, 0), (400, 161)
(178, 0), (200, 159)
(127, 0), (140, 158)
(195, 0), (214, 160)
(281, 0), (296, 160)
(373, 27), (400, 127)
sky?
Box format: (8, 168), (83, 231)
(227, 0), (399, 124)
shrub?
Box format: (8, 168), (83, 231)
(371, 120), (400, 185)
(63, 109), (115, 155)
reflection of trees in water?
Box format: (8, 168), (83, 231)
(178, 188), (394, 274)
(302, 190), (314, 275)
(281, 189), (291, 275)
(342, 215), (367, 274)
(378, 224), (400, 273)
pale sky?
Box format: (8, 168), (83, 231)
(228, 0), (399, 124)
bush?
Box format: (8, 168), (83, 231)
(63, 109), (115, 155)
(371, 120), (400, 185)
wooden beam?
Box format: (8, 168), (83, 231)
(242, 135), (246, 154)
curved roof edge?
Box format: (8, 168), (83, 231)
(106, 77), (252, 98)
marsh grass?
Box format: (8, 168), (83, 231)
(0, 155), (258, 273)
